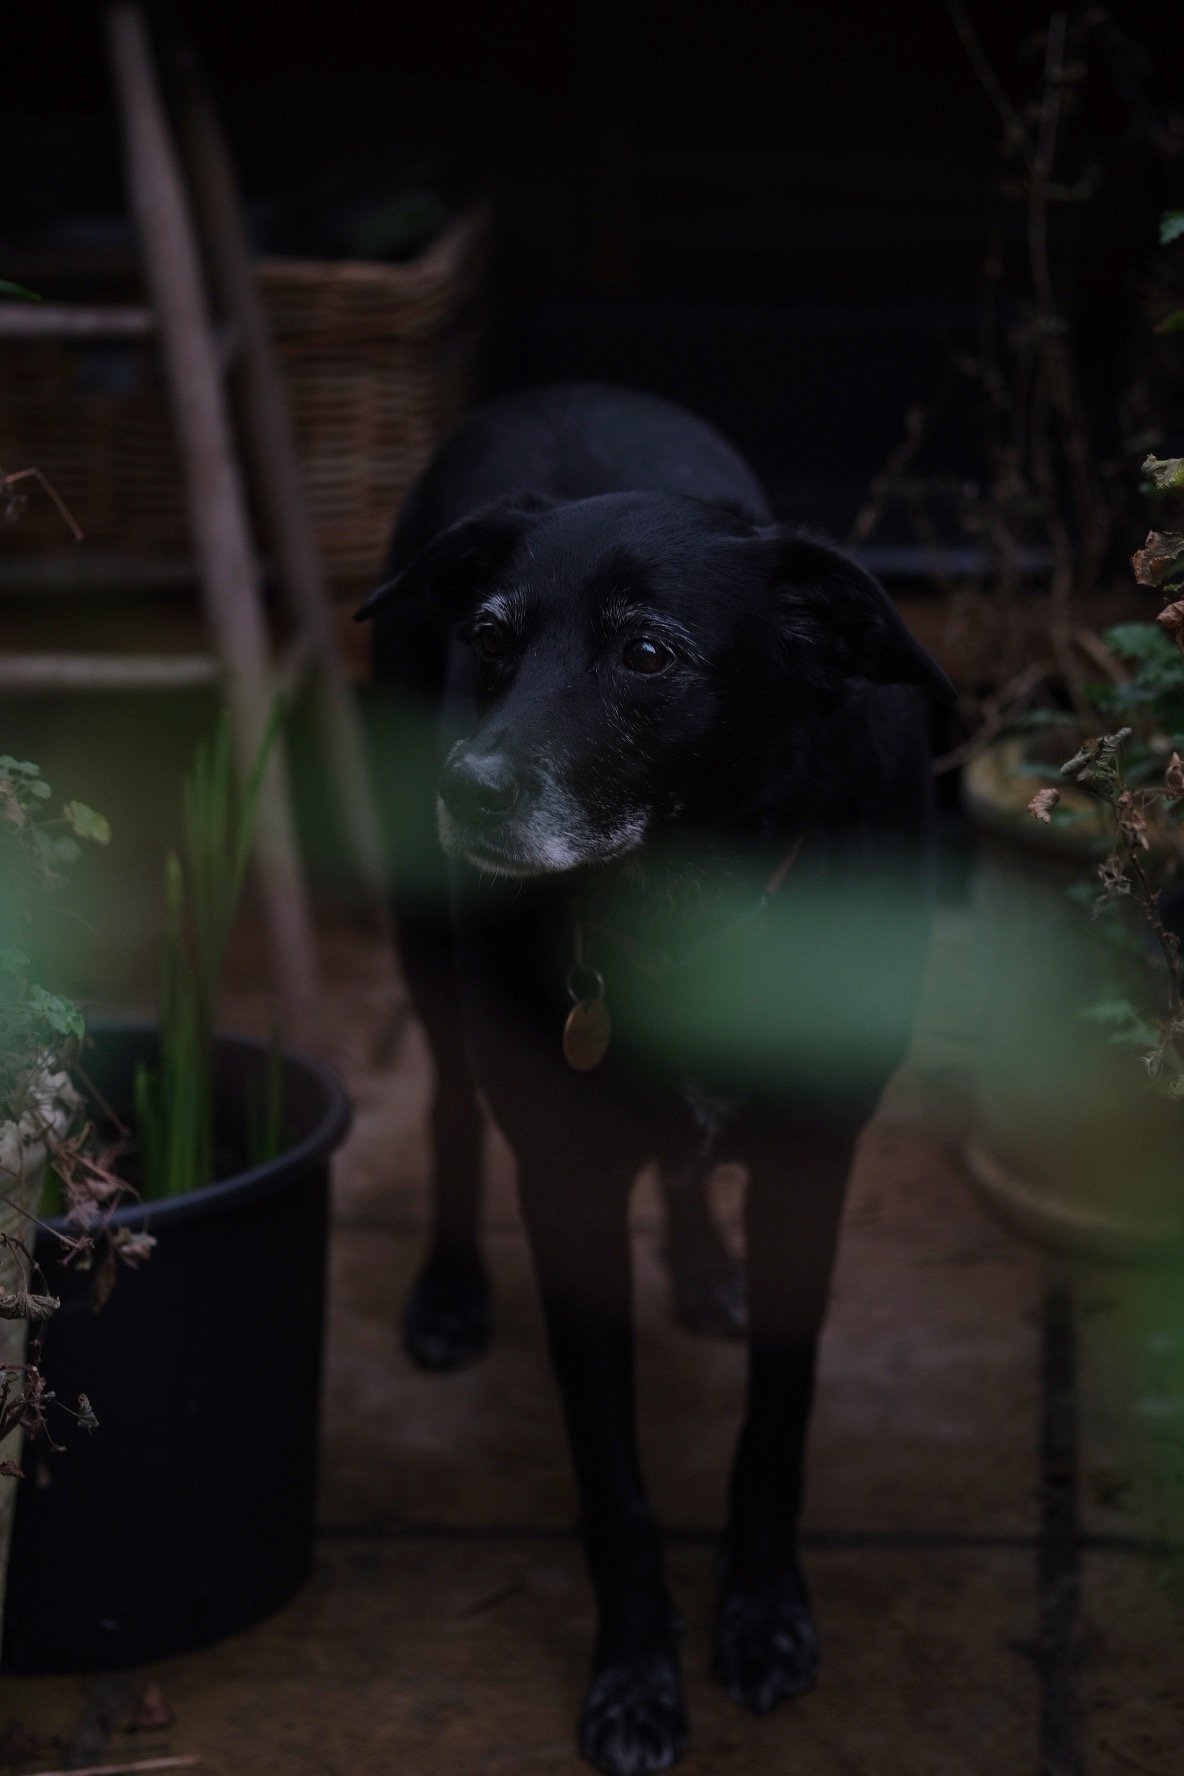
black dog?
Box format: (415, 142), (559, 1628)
(361, 384), (952, 1774)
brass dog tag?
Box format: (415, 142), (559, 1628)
(563, 997), (612, 1071)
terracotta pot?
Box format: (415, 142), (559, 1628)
(963, 738), (1184, 1261)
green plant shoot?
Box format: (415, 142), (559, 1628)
(135, 703), (288, 1198)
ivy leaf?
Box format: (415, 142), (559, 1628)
(1160, 211), (1184, 245)
(0, 948), (30, 975)
(63, 801), (110, 845)
(26, 986), (84, 1041)
(0, 280), (38, 302)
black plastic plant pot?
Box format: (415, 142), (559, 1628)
(3, 1024), (351, 1675)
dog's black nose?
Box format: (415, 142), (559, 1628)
(439, 752), (519, 827)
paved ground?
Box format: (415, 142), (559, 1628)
(3, 912), (1183, 1774)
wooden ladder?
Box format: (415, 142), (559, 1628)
(0, 5), (389, 1043)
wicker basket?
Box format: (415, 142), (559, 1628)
(0, 207), (488, 585)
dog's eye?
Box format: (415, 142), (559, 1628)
(471, 620), (512, 661)
(622, 637), (675, 675)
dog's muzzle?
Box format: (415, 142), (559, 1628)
(438, 750), (520, 831)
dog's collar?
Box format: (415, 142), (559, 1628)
(561, 832), (808, 1071)
(580, 831), (808, 976)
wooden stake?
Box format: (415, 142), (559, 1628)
(0, 304), (154, 338)
(174, 47), (390, 913)
(107, 6), (319, 1039)
(0, 654), (220, 692)
(26, 1758), (200, 1776)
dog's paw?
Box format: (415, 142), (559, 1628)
(712, 1564), (819, 1716)
(666, 1248), (748, 1341)
(402, 1254), (492, 1372)
(578, 1653), (688, 1775)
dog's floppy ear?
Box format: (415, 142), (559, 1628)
(760, 529), (956, 703)
(354, 494), (553, 623)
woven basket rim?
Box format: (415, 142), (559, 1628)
(254, 203), (489, 293)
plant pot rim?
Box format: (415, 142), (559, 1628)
(42, 1022), (351, 1236)
(965, 1141), (1184, 1265)
(963, 734), (1111, 862)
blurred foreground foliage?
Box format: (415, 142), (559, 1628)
(0, 756), (108, 1122)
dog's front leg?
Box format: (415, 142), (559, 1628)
(517, 1153), (688, 1776)
(714, 1117), (857, 1716)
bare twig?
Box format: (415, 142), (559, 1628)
(1028, 15), (1110, 624)
(0, 466), (83, 543)
(1128, 845), (1183, 1023)
(859, 7), (1131, 739)
(849, 401), (936, 547)
(938, 0), (1033, 161)
(1070, 625), (1130, 686)
(933, 657), (1055, 774)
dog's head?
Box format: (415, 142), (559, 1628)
(357, 492), (954, 877)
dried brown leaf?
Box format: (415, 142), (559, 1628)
(1131, 530), (1184, 587)
(1028, 787), (1061, 823)
(111, 1229), (156, 1267)
(1116, 792), (1151, 850)
(1098, 854), (1132, 897)
(1158, 598), (1184, 653)
(0, 1288), (60, 1322)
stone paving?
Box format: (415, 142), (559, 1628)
(2, 913), (1182, 1774)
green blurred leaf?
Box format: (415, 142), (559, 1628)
(1079, 997), (1163, 1053)
(135, 698), (289, 1199)
(1105, 623), (1184, 670)
(27, 986), (84, 1041)
(63, 800), (111, 845)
